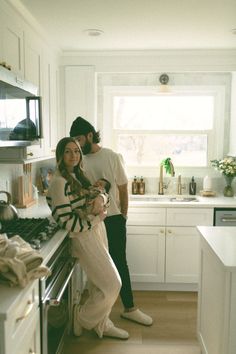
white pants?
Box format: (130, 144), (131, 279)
(71, 222), (121, 337)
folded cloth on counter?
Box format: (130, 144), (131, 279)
(0, 234), (9, 256)
(0, 256), (27, 287)
(0, 233), (50, 287)
(27, 265), (51, 282)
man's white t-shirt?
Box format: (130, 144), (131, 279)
(82, 147), (128, 216)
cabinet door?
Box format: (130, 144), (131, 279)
(42, 56), (59, 156)
(126, 226), (165, 282)
(24, 33), (42, 88)
(166, 226), (199, 283)
(17, 310), (40, 354)
(2, 14), (24, 76)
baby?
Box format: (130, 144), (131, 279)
(76, 178), (111, 220)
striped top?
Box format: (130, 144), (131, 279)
(46, 173), (108, 234)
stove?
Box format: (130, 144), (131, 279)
(0, 218), (60, 249)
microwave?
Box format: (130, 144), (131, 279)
(0, 66), (42, 147)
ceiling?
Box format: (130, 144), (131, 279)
(18, 0), (236, 52)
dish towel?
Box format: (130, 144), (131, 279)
(0, 233), (50, 287)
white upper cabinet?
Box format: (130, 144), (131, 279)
(41, 53), (59, 156)
(24, 31), (42, 89)
(0, 0), (59, 162)
(0, 8), (24, 76)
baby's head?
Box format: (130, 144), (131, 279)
(95, 178), (111, 193)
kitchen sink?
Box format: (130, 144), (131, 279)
(170, 197), (199, 202)
(130, 195), (170, 202)
(130, 195), (199, 202)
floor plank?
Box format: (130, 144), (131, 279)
(62, 290), (201, 354)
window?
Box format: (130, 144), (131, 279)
(103, 86), (225, 168)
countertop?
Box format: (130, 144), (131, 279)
(129, 194), (236, 208)
(197, 226), (236, 270)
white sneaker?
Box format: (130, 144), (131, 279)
(103, 326), (129, 339)
(121, 308), (153, 326)
(73, 304), (83, 336)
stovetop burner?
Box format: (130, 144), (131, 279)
(0, 218), (60, 249)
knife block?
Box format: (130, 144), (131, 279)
(16, 164), (36, 208)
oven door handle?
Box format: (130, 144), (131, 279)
(44, 259), (76, 306)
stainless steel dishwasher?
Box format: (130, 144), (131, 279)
(214, 208), (236, 226)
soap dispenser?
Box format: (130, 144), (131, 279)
(132, 176), (139, 195)
(139, 176), (145, 195)
(189, 176), (196, 195)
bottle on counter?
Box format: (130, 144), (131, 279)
(132, 176), (139, 194)
(189, 176), (196, 195)
(139, 176), (145, 195)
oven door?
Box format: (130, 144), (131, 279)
(40, 240), (76, 354)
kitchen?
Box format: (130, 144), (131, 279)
(0, 0), (236, 353)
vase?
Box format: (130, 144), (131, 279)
(223, 175), (234, 197)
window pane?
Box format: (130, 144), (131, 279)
(117, 134), (207, 167)
(114, 96), (214, 130)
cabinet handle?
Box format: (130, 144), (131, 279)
(221, 218), (236, 222)
(29, 350), (36, 354)
(167, 229), (172, 234)
(16, 300), (34, 322)
(160, 229), (164, 233)
(27, 152), (34, 157)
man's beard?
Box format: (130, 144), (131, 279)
(82, 141), (92, 155)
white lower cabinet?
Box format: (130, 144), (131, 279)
(165, 226), (199, 283)
(17, 309), (40, 354)
(0, 281), (40, 354)
(126, 226), (165, 283)
(127, 206), (214, 289)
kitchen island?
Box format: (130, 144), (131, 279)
(197, 226), (236, 354)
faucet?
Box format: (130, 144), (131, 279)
(177, 174), (182, 195)
(158, 158), (175, 195)
(177, 174), (186, 195)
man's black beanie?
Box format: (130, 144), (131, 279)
(69, 116), (96, 137)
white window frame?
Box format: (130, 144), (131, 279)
(102, 85), (226, 171)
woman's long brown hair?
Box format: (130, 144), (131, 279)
(56, 137), (91, 196)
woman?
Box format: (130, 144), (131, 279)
(46, 137), (129, 339)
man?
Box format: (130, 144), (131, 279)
(70, 116), (153, 326)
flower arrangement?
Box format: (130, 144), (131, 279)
(211, 157), (236, 177)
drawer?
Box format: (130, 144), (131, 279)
(166, 208), (213, 226)
(16, 309), (40, 354)
(128, 207), (166, 225)
(4, 281), (39, 352)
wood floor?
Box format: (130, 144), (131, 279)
(62, 291), (201, 354)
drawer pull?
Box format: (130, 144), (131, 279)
(29, 350), (36, 354)
(16, 300), (34, 322)
(168, 229), (172, 234)
(27, 152), (34, 157)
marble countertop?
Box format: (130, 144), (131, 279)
(197, 226), (236, 270)
(129, 194), (236, 208)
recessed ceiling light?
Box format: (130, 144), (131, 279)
(83, 29), (104, 37)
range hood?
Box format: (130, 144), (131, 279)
(0, 66), (37, 97)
